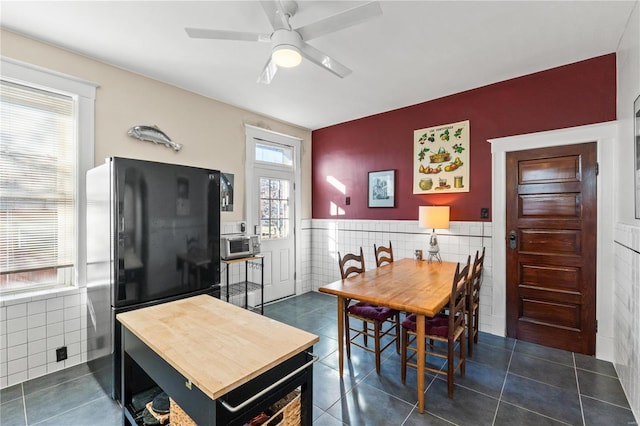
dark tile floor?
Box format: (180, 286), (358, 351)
(1, 291), (636, 425)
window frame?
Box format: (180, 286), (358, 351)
(254, 141), (294, 167)
(1, 57), (97, 294)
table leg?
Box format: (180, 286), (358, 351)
(226, 264), (230, 302)
(416, 313), (425, 413)
(337, 296), (344, 377)
(244, 260), (249, 309)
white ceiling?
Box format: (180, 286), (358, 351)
(0, 1), (635, 130)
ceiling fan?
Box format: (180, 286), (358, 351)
(185, 1), (382, 84)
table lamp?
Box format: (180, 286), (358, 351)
(419, 206), (450, 263)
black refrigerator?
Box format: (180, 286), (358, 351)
(85, 157), (220, 402)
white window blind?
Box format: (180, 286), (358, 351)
(0, 79), (76, 292)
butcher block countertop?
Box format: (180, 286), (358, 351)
(117, 294), (319, 400)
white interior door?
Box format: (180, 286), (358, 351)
(253, 170), (294, 301)
(245, 125), (301, 303)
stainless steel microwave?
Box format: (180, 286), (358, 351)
(220, 235), (260, 260)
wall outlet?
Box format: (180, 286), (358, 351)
(346, 196), (350, 205)
(56, 346), (68, 362)
(480, 207), (489, 219)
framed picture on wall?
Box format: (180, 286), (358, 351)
(635, 95), (640, 219)
(368, 170), (395, 208)
(221, 172), (234, 212)
(413, 120), (470, 194)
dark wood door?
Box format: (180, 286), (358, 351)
(506, 142), (597, 355)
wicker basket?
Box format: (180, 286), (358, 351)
(263, 388), (301, 426)
(170, 388), (301, 426)
(429, 152), (451, 163)
(170, 398), (196, 426)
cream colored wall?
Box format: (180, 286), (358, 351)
(0, 29), (313, 220)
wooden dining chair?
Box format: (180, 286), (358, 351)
(338, 248), (400, 374)
(401, 256), (470, 398)
(374, 241), (394, 267)
(467, 247), (485, 357)
(374, 241), (412, 321)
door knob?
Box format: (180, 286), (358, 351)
(509, 230), (517, 249)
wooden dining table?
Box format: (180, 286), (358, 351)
(319, 258), (458, 413)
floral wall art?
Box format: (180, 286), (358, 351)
(413, 120), (470, 194)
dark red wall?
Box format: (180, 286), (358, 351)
(311, 54), (616, 221)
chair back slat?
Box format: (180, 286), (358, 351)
(374, 242), (394, 267)
(465, 247), (485, 356)
(449, 256), (470, 334)
(469, 247), (486, 296)
(338, 247), (365, 279)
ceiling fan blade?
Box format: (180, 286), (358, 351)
(296, 1), (382, 41)
(299, 42), (352, 78)
(260, 0), (290, 30)
(257, 57), (278, 84)
(185, 27), (270, 43)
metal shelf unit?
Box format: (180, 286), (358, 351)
(222, 255), (264, 314)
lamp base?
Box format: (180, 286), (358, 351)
(428, 229), (442, 263)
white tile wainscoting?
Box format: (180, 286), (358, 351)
(614, 223), (640, 420)
(220, 218), (493, 328)
(0, 287), (88, 388)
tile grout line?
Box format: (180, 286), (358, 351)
(507, 370), (582, 391)
(21, 383), (28, 426)
(491, 340), (577, 425)
(491, 339), (516, 425)
(575, 365), (620, 380)
(512, 349), (576, 369)
(28, 395), (110, 426)
(573, 352), (587, 426)
(580, 393), (636, 411)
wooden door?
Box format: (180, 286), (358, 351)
(506, 142), (597, 355)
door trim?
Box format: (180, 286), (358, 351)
(244, 124), (302, 296)
(489, 121), (617, 361)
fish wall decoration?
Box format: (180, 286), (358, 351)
(127, 125), (182, 152)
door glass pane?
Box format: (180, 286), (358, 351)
(270, 180), (280, 199)
(259, 177), (290, 240)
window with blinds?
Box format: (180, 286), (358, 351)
(0, 79), (77, 293)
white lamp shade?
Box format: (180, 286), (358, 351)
(272, 45), (302, 68)
(419, 206), (450, 229)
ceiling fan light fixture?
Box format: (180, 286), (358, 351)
(272, 45), (302, 68)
